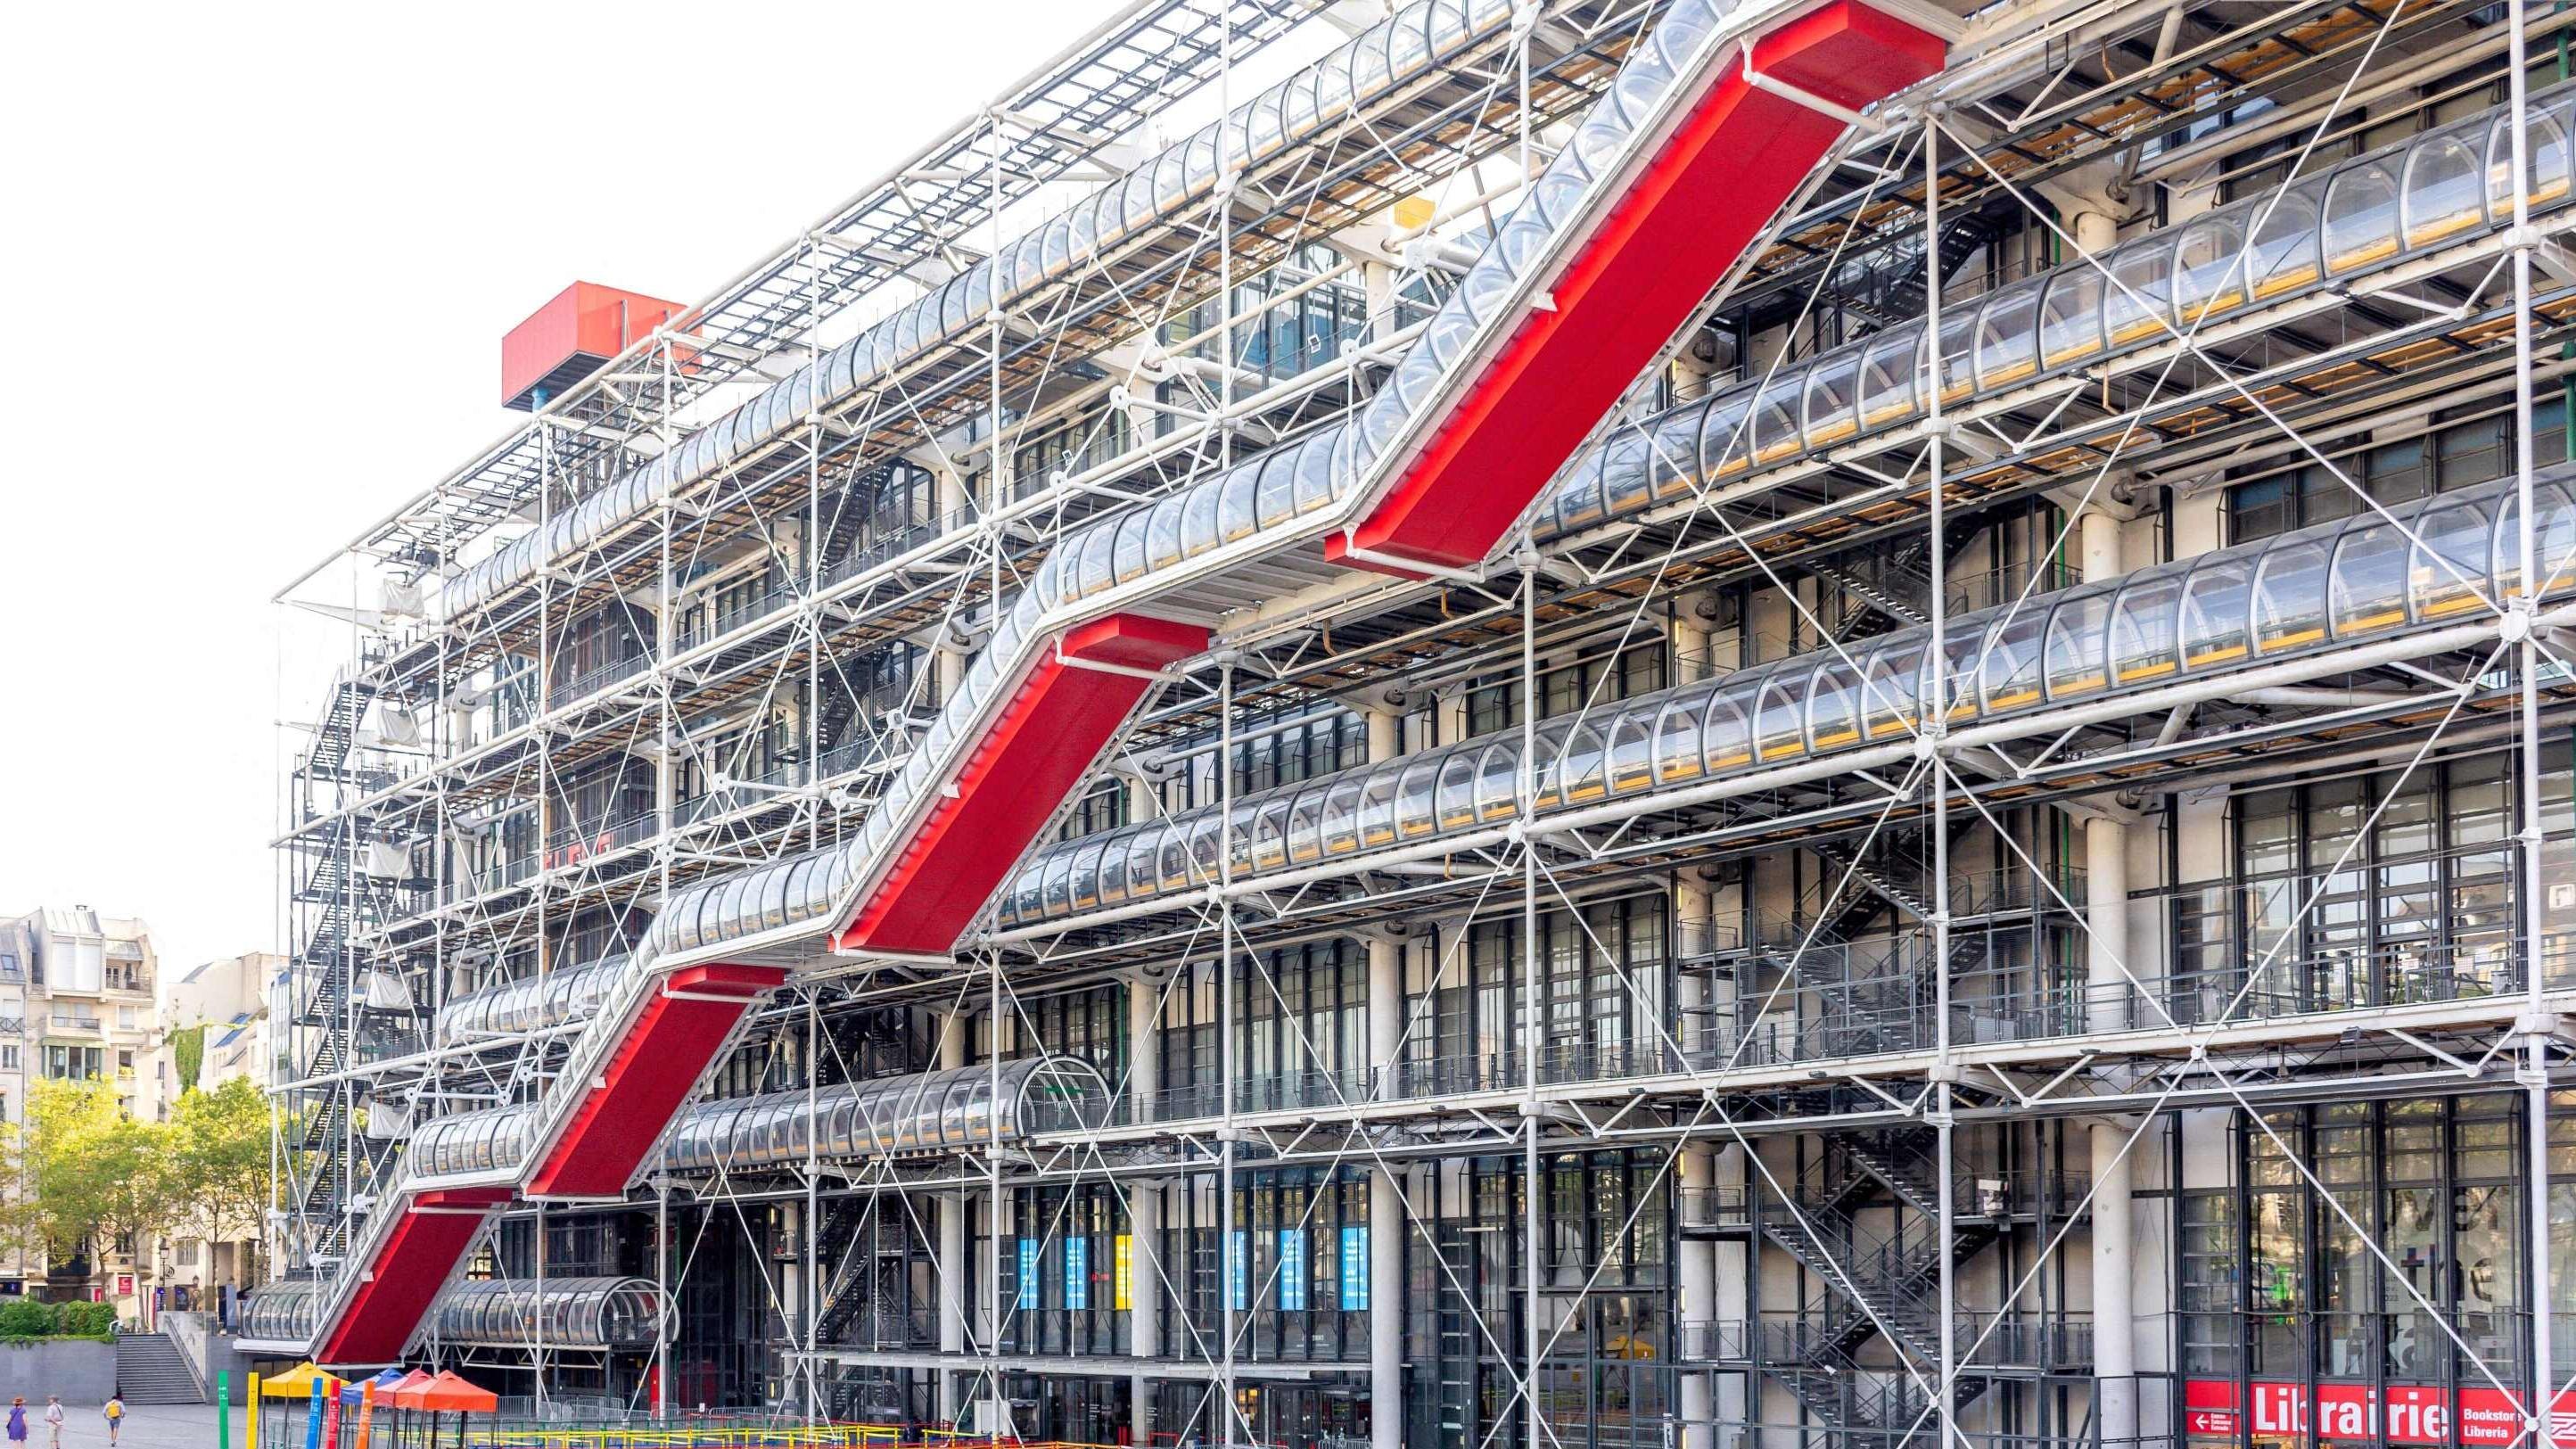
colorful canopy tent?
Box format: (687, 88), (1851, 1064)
(390, 1371), (494, 1412)
(255, 1363), (342, 1396)
(339, 1369), (404, 1405)
(390, 1371), (496, 1449)
(378, 1372), (436, 1449)
(254, 1364), (343, 1449)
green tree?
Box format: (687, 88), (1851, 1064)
(167, 1078), (272, 1282)
(21, 1080), (176, 1266)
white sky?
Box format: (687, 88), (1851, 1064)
(0, 0), (1127, 975)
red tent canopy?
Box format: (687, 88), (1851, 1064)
(391, 1371), (494, 1412)
(380, 1370), (435, 1409)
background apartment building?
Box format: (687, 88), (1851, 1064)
(0, 908), (164, 1313)
(156, 949), (279, 1300)
(243, 1), (2576, 1447)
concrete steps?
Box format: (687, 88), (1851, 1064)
(115, 1332), (202, 1405)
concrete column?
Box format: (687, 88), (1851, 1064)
(2077, 496), (2140, 1446)
(1127, 770), (1161, 825)
(1370, 1166), (1405, 1449)
(1128, 970), (1161, 1122)
(2072, 206), (2120, 259)
(1130, 1184), (1163, 1443)
(1364, 706), (1399, 765)
(1677, 1146), (1719, 1449)
(2087, 813), (2133, 1033)
(1368, 936), (1403, 1100)
(1368, 932), (1407, 1449)
(1437, 688), (1468, 747)
(2090, 1119), (2138, 1443)
(937, 1015), (968, 1420)
(2079, 506), (2133, 1034)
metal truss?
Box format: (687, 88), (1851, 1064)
(267, 0), (2576, 1442)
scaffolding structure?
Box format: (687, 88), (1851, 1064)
(252, 3), (2576, 1449)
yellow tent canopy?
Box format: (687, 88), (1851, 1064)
(257, 1363), (344, 1397)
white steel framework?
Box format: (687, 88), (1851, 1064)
(256, 5), (2576, 1449)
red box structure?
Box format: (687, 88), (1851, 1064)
(501, 282), (687, 411)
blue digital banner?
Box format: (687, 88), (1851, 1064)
(1340, 1225), (1369, 1311)
(1229, 1230), (1248, 1310)
(1278, 1230), (1307, 1311)
(1065, 1238), (1090, 1309)
(1017, 1238), (1040, 1311)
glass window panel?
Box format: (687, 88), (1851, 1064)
(2104, 239), (2175, 346)
(2401, 134), (2486, 247)
(2043, 591), (2111, 699)
(1699, 391), (1757, 476)
(1652, 689), (1708, 784)
(2251, 540), (2331, 653)
(1750, 370), (1806, 465)
(2038, 268), (2104, 368)
(2490, 112), (2572, 213)
(1395, 759), (1440, 837)
(1806, 662), (1861, 751)
(2109, 573), (2181, 685)
(1753, 679), (1806, 762)
(1474, 742), (1522, 821)
(1861, 643), (1922, 740)
(2328, 522), (2410, 637)
(1703, 683), (1754, 771)
(2325, 162), (2401, 273)
(1978, 612), (2044, 712)
(1935, 306), (1978, 405)
(1973, 281), (2043, 390)
(2248, 184), (2325, 300)
(1436, 751), (1480, 830)
(1803, 349), (1862, 449)
(2171, 215), (2248, 323)
(2180, 558), (2251, 666)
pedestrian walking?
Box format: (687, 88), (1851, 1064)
(41, 1396), (61, 1448)
(102, 1393), (124, 1445)
(6, 1397), (25, 1446)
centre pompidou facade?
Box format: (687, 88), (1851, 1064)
(258, 1), (2576, 1446)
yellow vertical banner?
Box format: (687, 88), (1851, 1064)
(1114, 1233), (1133, 1311)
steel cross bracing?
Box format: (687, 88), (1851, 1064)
(271, 0), (2400, 990)
(737, 4), (2576, 1444)
(291, 0), (1655, 729)
(282, 3), (1648, 959)
(264, 0), (2576, 1439)
(285, 0), (1325, 597)
(267, 0), (1751, 1340)
(280, 0), (1675, 992)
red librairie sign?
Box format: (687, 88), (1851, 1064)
(2188, 1379), (2576, 1445)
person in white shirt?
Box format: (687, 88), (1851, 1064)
(40, 1397), (61, 1449)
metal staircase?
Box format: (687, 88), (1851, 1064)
(1751, 1127), (2088, 1445)
(1757, 1131), (1999, 1445)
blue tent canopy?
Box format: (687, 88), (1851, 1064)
(338, 1368), (404, 1407)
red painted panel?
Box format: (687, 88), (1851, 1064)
(835, 612), (1209, 955)
(1329, 1), (1946, 572)
(503, 281), (687, 410)
(526, 963), (789, 1198)
(315, 1188), (508, 1365)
